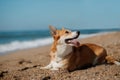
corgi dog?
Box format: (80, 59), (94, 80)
(40, 25), (120, 71)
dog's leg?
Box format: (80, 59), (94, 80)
(50, 61), (64, 70)
(40, 61), (62, 70)
(40, 62), (52, 69)
(40, 60), (65, 70)
(106, 56), (120, 65)
(50, 67), (59, 70)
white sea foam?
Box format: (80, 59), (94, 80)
(0, 37), (53, 54)
(0, 32), (108, 54)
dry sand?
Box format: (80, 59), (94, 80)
(0, 32), (120, 80)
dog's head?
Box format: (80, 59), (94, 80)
(49, 25), (80, 47)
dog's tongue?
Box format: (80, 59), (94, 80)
(71, 39), (80, 47)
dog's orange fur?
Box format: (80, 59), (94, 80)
(66, 44), (107, 71)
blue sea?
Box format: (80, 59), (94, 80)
(0, 28), (120, 54)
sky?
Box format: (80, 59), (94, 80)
(0, 0), (120, 31)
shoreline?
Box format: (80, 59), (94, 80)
(0, 31), (120, 80)
(0, 31), (117, 55)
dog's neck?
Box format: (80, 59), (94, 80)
(56, 44), (72, 58)
(51, 41), (72, 62)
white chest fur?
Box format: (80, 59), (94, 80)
(55, 45), (72, 61)
(40, 45), (72, 70)
(50, 45), (72, 70)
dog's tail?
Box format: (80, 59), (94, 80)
(105, 56), (120, 65)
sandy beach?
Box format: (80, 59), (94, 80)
(0, 32), (120, 80)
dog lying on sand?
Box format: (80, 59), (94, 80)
(40, 25), (120, 71)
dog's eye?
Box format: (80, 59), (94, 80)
(65, 31), (69, 34)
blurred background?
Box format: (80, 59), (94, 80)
(0, 0), (120, 54)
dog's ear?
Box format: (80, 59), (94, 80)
(49, 25), (57, 36)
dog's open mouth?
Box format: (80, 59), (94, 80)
(65, 33), (80, 47)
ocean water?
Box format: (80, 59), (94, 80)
(0, 28), (120, 54)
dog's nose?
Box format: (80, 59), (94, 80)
(77, 31), (80, 35)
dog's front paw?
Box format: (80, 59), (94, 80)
(50, 67), (59, 70)
(40, 66), (51, 70)
(40, 65), (52, 70)
(40, 67), (46, 69)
